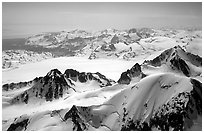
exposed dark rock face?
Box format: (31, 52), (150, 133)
(64, 105), (103, 130)
(7, 118), (29, 131)
(150, 79), (201, 131)
(190, 79), (202, 114)
(170, 56), (190, 77)
(109, 44), (116, 51)
(118, 63), (145, 84)
(143, 48), (173, 67)
(10, 69), (71, 104)
(94, 72), (115, 86)
(186, 53), (202, 67)
(64, 69), (79, 82)
(2, 77), (41, 91)
(33, 69), (70, 102)
(64, 69), (115, 87)
(44, 69), (68, 86)
(118, 72), (131, 84)
(64, 105), (87, 131)
(111, 35), (120, 44)
(121, 119), (151, 131)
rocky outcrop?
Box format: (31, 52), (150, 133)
(118, 63), (145, 84)
(64, 105), (88, 131)
(2, 77), (41, 91)
(64, 69), (115, 87)
(88, 52), (97, 60)
(143, 47), (173, 67)
(170, 56), (190, 76)
(7, 115), (29, 131)
(110, 35), (120, 44)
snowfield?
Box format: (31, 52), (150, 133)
(2, 57), (137, 84)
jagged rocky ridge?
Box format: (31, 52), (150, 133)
(64, 69), (115, 86)
(143, 45), (202, 77)
(118, 63), (146, 84)
(3, 69), (115, 104)
(117, 45), (202, 85)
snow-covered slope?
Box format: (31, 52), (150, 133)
(3, 73), (201, 131)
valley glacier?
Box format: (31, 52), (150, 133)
(2, 28), (202, 131)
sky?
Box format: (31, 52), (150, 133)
(2, 2), (202, 39)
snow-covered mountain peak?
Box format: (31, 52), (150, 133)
(118, 63), (146, 84)
(142, 45), (202, 77)
(46, 69), (62, 78)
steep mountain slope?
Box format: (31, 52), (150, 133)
(3, 73), (201, 131)
(117, 45), (202, 85)
(142, 45), (202, 77)
(117, 63), (146, 84)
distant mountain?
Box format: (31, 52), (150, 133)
(3, 28), (202, 69)
(24, 28), (156, 59)
(2, 50), (54, 69)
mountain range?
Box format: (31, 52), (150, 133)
(2, 28), (202, 131)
